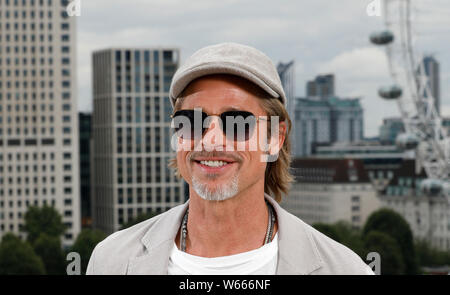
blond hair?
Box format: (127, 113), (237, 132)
(169, 90), (293, 203)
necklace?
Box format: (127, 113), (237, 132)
(179, 200), (276, 252)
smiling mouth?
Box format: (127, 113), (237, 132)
(198, 160), (230, 167)
(192, 158), (237, 170)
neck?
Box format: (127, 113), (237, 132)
(178, 178), (276, 257)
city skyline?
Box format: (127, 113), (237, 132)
(76, 0), (450, 137)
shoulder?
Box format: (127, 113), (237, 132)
(276, 206), (374, 275)
(86, 205), (182, 275)
(306, 222), (374, 275)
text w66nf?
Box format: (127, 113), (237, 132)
(222, 279), (270, 290)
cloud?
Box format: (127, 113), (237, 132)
(441, 106), (450, 118)
(318, 47), (388, 81)
(75, 0), (450, 137)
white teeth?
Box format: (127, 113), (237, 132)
(200, 160), (228, 167)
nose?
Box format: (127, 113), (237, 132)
(201, 116), (227, 151)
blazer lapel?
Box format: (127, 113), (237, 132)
(265, 194), (324, 275)
(127, 201), (189, 275)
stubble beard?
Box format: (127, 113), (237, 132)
(192, 173), (239, 201)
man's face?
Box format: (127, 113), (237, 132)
(175, 75), (279, 201)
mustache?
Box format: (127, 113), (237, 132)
(188, 150), (243, 163)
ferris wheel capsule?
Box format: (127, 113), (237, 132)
(443, 182), (450, 198)
(395, 133), (419, 150)
(378, 85), (402, 99)
(370, 30), (394, 45)
(420, 178), (443, 197)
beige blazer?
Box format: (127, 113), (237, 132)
(86, 194), (374, 275)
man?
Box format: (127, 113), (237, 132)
(87, 42), (374, 275)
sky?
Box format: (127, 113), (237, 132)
(76, 0), (450, 137)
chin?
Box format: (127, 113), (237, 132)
(192, 175), (239, 202)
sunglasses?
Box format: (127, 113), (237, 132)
(171, 109), (269, 141)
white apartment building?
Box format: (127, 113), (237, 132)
(282, 158), (381, 229)
(374, 160), (450, 251)
(381, 194), (450, 250)
(0, 0), (80, 246)
(92, 48), (186, 234)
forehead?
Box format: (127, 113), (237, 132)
(179, 75), (267, 114)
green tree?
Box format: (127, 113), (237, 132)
(364, 230), (405, 275)
(363, 208), (418, 274)
(70, 229), (107, 274)
(33, 233), (66, 275)
(0, 233), (46, 275)
(415, 239), (450, 268)
(312, 223), (342, 242)
(334, 221), (366, 256)
(121, 211), (158, 230)
(313, 221), (367, 259)
(23, 205), (66, 244)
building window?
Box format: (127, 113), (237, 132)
(352, 215), (360, 223)
(351, 195), (360, 202)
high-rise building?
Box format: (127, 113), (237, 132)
(306, 74), (334, 100)
(292, 74), (363, 157)
(0, 0), (80, 246)
(420, 56), (440, 115)
(277, 61), (295, 115)
(277, 61), (296, 152)
(79, 112), (91, 228)
(379, 117), (405, 144)
(293, 96), (364, 157)
(91, 48), (185, 234)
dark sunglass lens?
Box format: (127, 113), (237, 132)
(172, 110), (194, 139)
(172, 110), (208, 139)
(221, 111), (256, 141)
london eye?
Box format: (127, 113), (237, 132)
(370, 0), (450, 198)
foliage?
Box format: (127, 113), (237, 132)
(23, 205), (66, 244)
(362, 208), (419, 274)
(313, 221), (367, 259)
(332, 221), (366, 258)
(70, 229), (107, 274)
(363, 230), (405, 275)
(33, 233), (66, 275)
(0, 233), (46, 275)
(415, 239), (450, 268)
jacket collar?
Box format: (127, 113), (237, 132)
(127, 201), (189, 274)
(266, 195), (323, 274)
(127, 194), (323, 275)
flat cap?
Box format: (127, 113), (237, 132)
(169, 42), (286, 107)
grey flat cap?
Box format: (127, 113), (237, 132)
(169, 42), (286, 107)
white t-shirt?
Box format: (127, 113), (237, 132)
(167, 233), (278, 275)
